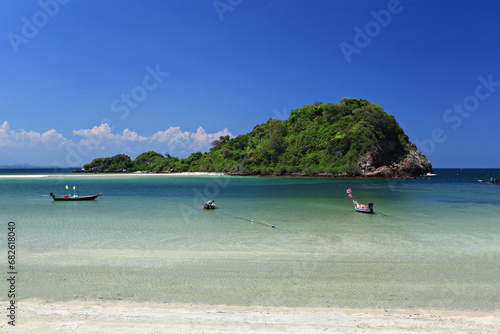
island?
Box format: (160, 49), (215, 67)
(81, 98), (433, 178)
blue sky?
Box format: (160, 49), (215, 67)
(1, 0), (499, 167)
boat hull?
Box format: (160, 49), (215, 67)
(50, 193), (102, 201)
(355, 207), (373, 214)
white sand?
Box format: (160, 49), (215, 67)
(0, 172), (228, 179)
(0, 174), (51, 178)
(2, 300), (498, 333)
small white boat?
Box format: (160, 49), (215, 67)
(426, 173), (437, 176)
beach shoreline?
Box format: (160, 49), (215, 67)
(0, 171), (423, 180)
(2, 299), (499, 333)
(0, 171), (229, 178)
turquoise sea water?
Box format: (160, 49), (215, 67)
(1, 169), (499, 311)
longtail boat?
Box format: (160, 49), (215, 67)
(50, 192), (102, 201)
(347, 188), (374, 213)
(203, 199), (216, 210)
(353, 200), (373, 214)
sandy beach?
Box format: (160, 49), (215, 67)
(0, 171), (228, 179)
(1, 300), (498, 333)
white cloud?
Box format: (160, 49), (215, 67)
(150, 126), (231, 155)
(0, 121), (10, 145)
(41, 129), (68, 145)
(72, 123), (232, 158)
(73, 123), (147, 148)
(0, 121), (232, 165)
(0, 121), (69, 148)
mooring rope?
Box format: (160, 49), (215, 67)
(209, 209), (276, 229)
(374, 210), (389, 217)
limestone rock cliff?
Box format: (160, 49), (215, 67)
(359, 143), (433, 178)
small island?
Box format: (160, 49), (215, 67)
(81, 98), (433, 178)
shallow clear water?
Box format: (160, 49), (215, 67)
(1, 169), (499, 311)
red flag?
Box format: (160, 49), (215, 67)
(346, 188), (352, 194)
(348, 194), (353, 198)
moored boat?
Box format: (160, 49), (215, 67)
(347, 188), (374, 214)
(353, 200), (373, 214)
(50, 192), (102, 201)
(203, 199), (216, 210)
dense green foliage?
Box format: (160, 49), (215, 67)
(84, 98), (413, 175)
(84, 151), (182, 172)
(84, 154), (133, 172)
